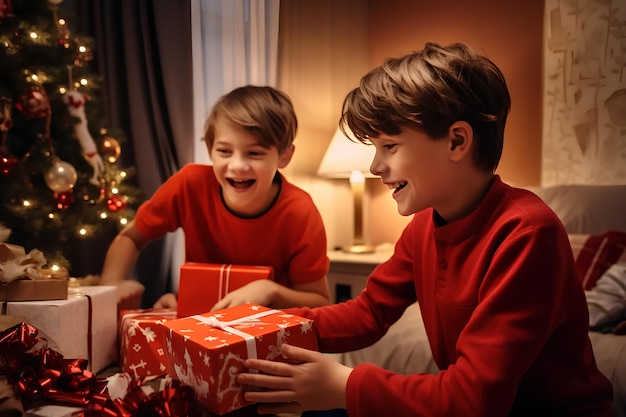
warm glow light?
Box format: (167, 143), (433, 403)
(31, 74), (39, 82)
(120, 217), (128, 225)
(78, 45), (87, 53)
(51, 264), (60, 272)
(23, 200), (31, 207)
(349, 170), (365, 184)
(48, 213), (55, 219)
(318, 127), (376, 254)
(59, 86), (67, 94)
(29, 32), (38, 39)
(58, 18), (66, 26)
(111, 187), (119, 194)
(80, 78), (88, 86)
(100, 212), (108, 219)
(120, 171), (127, 178)
(79, 228), (87, 235)
(317, 127), (375, 179)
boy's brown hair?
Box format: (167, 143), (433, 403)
(204, 85), (298, 154)
(340, 42), (511, 173)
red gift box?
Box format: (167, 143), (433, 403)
(119, 308), (178, 381)
(176, 263), (274, 318)
(160, 303), (318, 415)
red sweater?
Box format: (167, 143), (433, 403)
(135, 164), (329, 286)
(290, 176), (613, 416)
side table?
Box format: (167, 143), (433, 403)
(327, 249), (393, 303)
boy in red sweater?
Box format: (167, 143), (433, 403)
(237, 43), (614, 416)
(100, 85), (331, 312)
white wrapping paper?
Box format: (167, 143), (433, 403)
(1, 285), (118, 373)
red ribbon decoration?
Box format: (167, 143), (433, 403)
(0, 322), (107, 407)
(0, 322), (207, 416)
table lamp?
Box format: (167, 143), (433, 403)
(317, 127), (376, 253)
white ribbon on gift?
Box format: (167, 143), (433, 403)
(191, 308), (281, 363)
(217, 264), (232, 300)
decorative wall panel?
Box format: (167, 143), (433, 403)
(543, 0), (626, 185)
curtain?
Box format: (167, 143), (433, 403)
(190, 0), (280, 166)
(77, 0), (195, 307)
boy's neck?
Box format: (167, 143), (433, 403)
(438, 172), (495, 224)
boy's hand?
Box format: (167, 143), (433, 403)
(237, 344), (351, 415)
(211, 280), (278, 311)
(153, 293), (178, 309)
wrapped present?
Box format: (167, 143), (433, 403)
(1, 286), (118, 373)
(0, 243), (68, 301)
(0, 277), (68, 302)
(160, 303), (318, 415)
(119, 308), (178, 381)
(177, 263), (274, 318)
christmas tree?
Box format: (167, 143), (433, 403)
(0, 0), (144, 273)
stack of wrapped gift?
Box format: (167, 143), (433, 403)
(160, 303), (318, 415)
(117, 263), (275, 383)
(0, 243), (118, 374)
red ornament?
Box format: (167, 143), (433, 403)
(16, 85), (50, 119)
(0, 152), (18, 174)
(0, 0), (12, 23)
(107, 195), (126, 212)
(54, 189), (74, 210)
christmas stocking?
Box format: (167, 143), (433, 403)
(63, 90), (104, 186)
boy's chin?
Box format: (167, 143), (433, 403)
(396, 205), (415, 217)
(395, 200), (425, 217)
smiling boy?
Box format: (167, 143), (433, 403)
(100, 85), (331, 312)
(237, 43), (614, 416)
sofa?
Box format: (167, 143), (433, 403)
(334, 184), (626, 415)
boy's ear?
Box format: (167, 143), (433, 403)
(448, 121), (473, 162)
(278, 144), (295, 168)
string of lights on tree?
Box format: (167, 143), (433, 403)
(0, 0), (144, 271)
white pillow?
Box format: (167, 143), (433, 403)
(586, 263), (626, 328)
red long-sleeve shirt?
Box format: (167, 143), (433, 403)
(135, 164), (329, 286)
(290, 176), (613, 416)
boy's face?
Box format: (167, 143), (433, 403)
(368, 127), (457, 218)
(208, 117), (293, 216)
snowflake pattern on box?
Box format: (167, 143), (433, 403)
(162, 303), (317, 415)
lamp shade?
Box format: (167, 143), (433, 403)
(317, 127), (376, 178)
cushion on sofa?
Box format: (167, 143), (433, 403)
(575, 231), (626, 290)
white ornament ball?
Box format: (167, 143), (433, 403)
(45, 159), (78, 193)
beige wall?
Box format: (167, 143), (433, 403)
(278, 0), (545, 249)
(542, 0), (626, 186)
